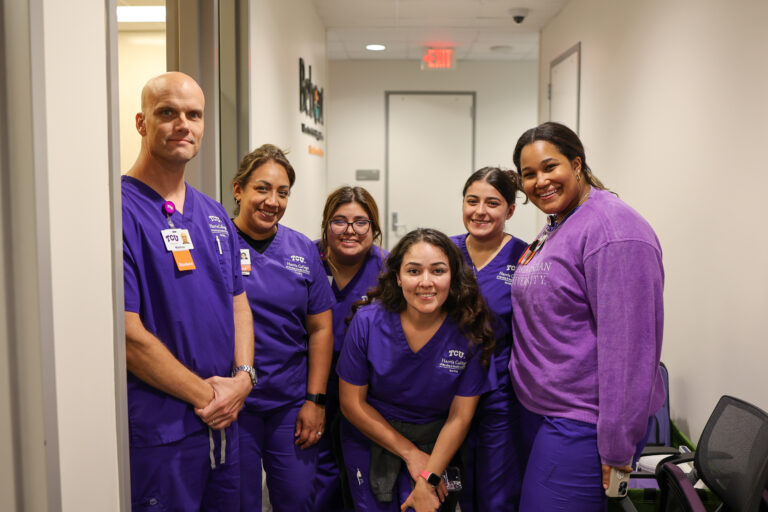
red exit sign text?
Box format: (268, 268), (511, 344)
(422, 48), (454, 70)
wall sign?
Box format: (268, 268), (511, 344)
(299, 58), (324, 126)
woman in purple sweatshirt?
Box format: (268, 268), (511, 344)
(510, 122), (665, 511)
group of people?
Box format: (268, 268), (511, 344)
(123, 71), (665, 512)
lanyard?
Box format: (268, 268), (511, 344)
(163, 201), (176, 228)
(517, 204), (584, 266)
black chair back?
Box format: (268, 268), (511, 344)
(695, 395), (768, 512)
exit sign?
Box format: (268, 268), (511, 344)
(422, 48), (454, 70)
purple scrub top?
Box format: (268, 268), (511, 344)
(317, 243), (388, 354)
(450, 233), (528, 385)
(237, 224), (334, 413)
(336, 303), (490, 424)
(122, 175), (243, 447)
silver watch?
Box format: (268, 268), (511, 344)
(232, 365), (257, 386)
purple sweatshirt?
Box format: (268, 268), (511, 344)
(509, 187), (665, 466)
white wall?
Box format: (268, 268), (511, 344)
(540, 0), (768, 440)
(327, 59), (540, 243)
(42, 0), (122, 508)
(248, 0), (327, 239)
(118, 30), (166, 173)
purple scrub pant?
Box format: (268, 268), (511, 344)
(340, 419), (418, 512)
(458, 380), (523, 512)
(130, 424), (239, 511)
(312, 387), (350, 512)
(239, 402), (318, 511)
(517, 406), (649, 512)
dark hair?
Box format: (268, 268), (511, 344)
(512, 122), (607, 191)
(232, 144), (295, 215)
(320, 186), (382, 272)
(462, 166), (522, 206)
(356, 228), (495, 366)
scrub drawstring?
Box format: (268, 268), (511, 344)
(208, 427), (227, 469)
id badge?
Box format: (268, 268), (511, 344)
(240, 248), (252, 275)
(161, 228), (195, 252)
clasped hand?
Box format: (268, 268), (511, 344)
(194, 375), (251, 429)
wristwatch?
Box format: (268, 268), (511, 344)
(305, 393), (327, 406)
(231, 365), (257, 386)
(419, 470), (442, 487)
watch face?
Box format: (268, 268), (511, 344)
(427, 473), (442, 486)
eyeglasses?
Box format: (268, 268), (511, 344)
(329, 218), (372, 235)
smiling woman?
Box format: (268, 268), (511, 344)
(510, 123), (665, 511)
(313, 186), (388, 510)
(230, 144), (335, 511)
(337, 228), (495, 512)
(450, 167), (529, 512)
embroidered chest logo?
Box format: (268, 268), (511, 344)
(208, 215), (230, 240)
(285, 254), (311, 276)
(438, 349), (467, 374)
(495, 264), (517, 286)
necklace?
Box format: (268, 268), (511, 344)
(517, 187), (591, 266)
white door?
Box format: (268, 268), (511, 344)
(386, 93), (474, 249)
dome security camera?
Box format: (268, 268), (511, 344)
(509, 8), (529, 24)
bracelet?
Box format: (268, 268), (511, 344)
(305, 393), (327, 406)
(419, 469), (441, 487)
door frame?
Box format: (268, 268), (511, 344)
(384, 91), (476, 248)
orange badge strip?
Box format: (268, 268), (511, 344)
(173, 250), (196, 271)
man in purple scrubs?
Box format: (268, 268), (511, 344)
(122, 72), (255, 510)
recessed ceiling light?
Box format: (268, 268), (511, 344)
(366, 44), (386, 51)
(117, 6), (166, 23)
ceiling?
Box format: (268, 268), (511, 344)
(313, 0), (569, 61)
(117, 0), (569, 61)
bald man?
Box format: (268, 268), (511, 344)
(122, 72), (255, 509)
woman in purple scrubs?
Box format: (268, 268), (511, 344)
(232, 144), (334, 511)
(337, 228), (494, 512)
(312, 186), (388, 511)
(450, 167), (528, 511)
(510, 123), (664, 511)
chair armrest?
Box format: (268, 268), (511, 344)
(641, 445), (679, 456)
(656, 461), (707, 512)
(613, 496), (639, 512)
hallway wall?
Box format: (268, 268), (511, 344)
(539, 0), (768, 440)
(327, 59), (540, 243)
(247, 0), (328, 239)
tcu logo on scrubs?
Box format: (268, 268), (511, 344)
(208, 215), (222, 223)
(506, 264), (516, 272)
(439, 348), (468, 374)
(291, 255), (305, 263)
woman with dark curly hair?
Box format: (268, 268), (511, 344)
(337, 228), (494, 512)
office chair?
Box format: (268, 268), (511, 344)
(655, 395), (768, 512)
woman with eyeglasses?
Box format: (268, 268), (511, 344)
(510, 123), (664, 511)
(312, 186), (388, 512)
(232, 144), (334, 511)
